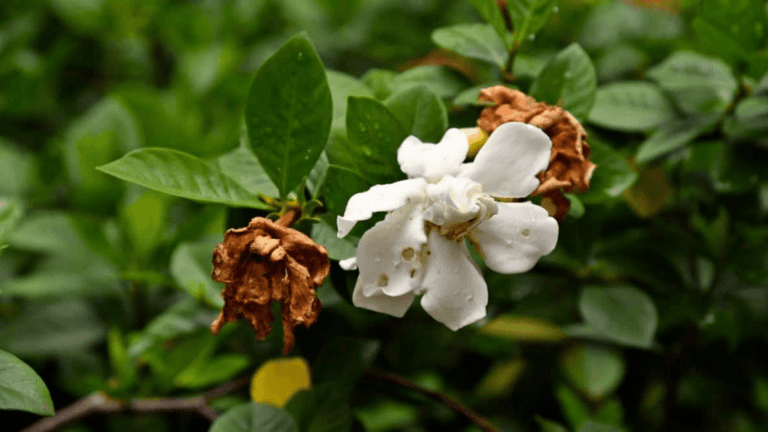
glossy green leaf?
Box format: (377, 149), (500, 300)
(210, 402), (298, 432)
(561, 344), (625, 399)
(245, 33), (333, 198)
(468, 0), (510, 41)
(453, 83), (499, 106)
(98, 148), (268, 208)
(636, 114), (720, 163)
(48, 0), (105, 33)
(556, 384), (591, 430)
(530, 43), (597, 121)
(432, 23), (508, 68)
(324, 97), (406, 216)
(647, 51), (738, 115)
(6, 211), (90, 255)
(588, 82), (676, 132)
(507, 0), (560, 44)
(699, 0), (768, 51)
(216, 143), (280, 198)
(579, 138), (637, 203)
(170, 239), (225, 308)
(327, 70), (374, 130)
(384, 86), (448, 143)
(577, 285), (658, 349)
(122, 190), (168, 258)
(0, 349), (54, 416)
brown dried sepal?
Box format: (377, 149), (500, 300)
(210, 217), (330, 354)
(477, 86), (597, 221)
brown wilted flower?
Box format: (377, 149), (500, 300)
(210, 212), (330, 354)
(477, 86), (597, 222)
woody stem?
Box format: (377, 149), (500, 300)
(275, 208), (301, 227)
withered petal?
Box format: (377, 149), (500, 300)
(210, 216), (329, 354)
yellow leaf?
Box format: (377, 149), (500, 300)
(474, 359), (526, 398)
(480, 315), (565, 342)
(250, 357), (311, 407)
(622, 165), (672, 218)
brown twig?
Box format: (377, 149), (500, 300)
(364, 370), (498, 432)
(21, 376), (251, 432)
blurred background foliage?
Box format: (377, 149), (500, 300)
(1, 0), (768, 431)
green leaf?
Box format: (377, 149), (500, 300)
(0, 270), (119, 299)
(636, 114), (720, 163)
(245, 33), (333, 198)
(0, 349), (54, 416)
(324, 97), (406, 216)
(327, 70), (374, 130)
(0, 197), (23, 251)
(170, 240), (225, 308)
(210, 402), (298, 432)
(576, 285), (658, 349)
(579, 138), (637, 204)
(175, 354), (250, 389)
(530, 43), (597, 121)
(647, 51), (738, 115)
(507, 0), (560, 44)
(128, 299), (219, 359)
(0, 139), (34, 196)
(0, 300), (106, 357)
(537, 417), (569, 432)
(468, 0), (510, 41)
(561, 344), (625, 399)
(453, 83), (500, 106)
(384, 86), (448, 143)
(48, 0), (105, 33)
(107, 328), (137, 391)
(431, 23), (508, 68)
(724, 96), (768, 141)
(122, 190), (169, 259)
(577, 421), (622, 432)
(216, 138), (280, 198)
(98, 148), (268, 209)
(285, 385), (353, 432)
(311, 221), (357, 261)
(390, 66), (468, 100)
(588, 82), (677, 132)
(691, 17), (748, 65)
(556, 385), (591, 430)
(698, 0), (768, 51)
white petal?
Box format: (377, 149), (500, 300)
(422, 176), (498, 237)
(468, 201), (558, 274)
(354, 202), (427, 298)
(397, 129), (468, 180)
(339, 257), (357, 271)
(337, 178), (427, 238)
(460, 122), (552, 198)
(420, 230), (488, 330)
(353, 282), (416, 317)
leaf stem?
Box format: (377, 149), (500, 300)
(20, 376), (251, 432)
(364, 370), (498, 432)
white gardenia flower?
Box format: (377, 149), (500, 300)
(336, 122), (559, 330)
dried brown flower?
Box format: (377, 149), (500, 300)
(210, 213), (330, 354)
(477, 86), (597, 222)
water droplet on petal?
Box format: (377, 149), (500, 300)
(521, 228), (531, 238)
(402, 248), (415, 260)
(378, 274), (389, 286)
